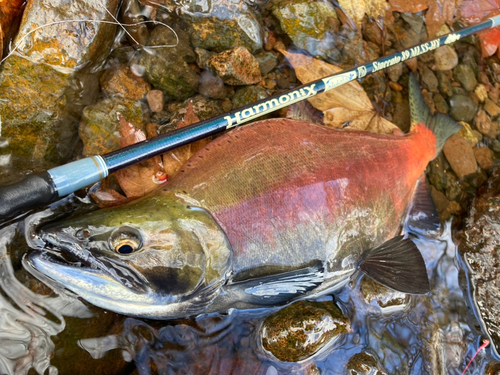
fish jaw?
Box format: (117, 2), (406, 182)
(28, 193), (233, 319)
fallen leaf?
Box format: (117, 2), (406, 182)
(425, 0), (455, 38)
(162, 102), (211, 177)
(91, 187), (131, 208)
(388, 0), (428, 14)
(338, 0), (388, 29)
(279, 49), (398, 134)
(479, 27), (500, 57)
(0, 0), (25, 61)
(115, 114), (165, 199)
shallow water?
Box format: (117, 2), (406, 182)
(0, 198), (493, 375)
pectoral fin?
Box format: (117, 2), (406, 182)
(228, 263), (324, 305)
(359, 236), (430, 294)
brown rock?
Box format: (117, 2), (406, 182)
(146, 90), (164, 112)
(207, 47), (262, 86)
(474, 147), (494, 170)
(100, 64), (151, 100)
(474, 109), (492, 135)
(484, 98), (500, 117)
(430, 186), (450, 220)
(475, 84), (489, 103)
(405, 57), (418, 72)
(443, 134), (478, 179)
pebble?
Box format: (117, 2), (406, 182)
(346, 352), (387, 375)
(198, 70), (228, 99)
(474, 147), (494, 170)
(207, 46), (262, 86)
(484, 98), (500, 117)
(443, 133), (478, 179)
(446, 173), (462, 202)
(100, 64), (151, 101)
(434, 45), (459, 71)
(448, 94), (478, 123)
(146, 90), (164, 113)
(232, 86), (268, 109)
(419, 65), (439, 92)
(404, 57), (418, 72)
(475, 84), (489, 103)
(387, 62), (403, 83)
(360, 277), (408, 311)
(194, 48), (215, 69)
(437, 71), (453, 97)
(389, 81), (403, 91)
(430, 186), (451, 220)
(489, 85), (500, 103)
(458, 121), (479, 146)
(453, 64), (477, 92)
(474, 110), (492, 136)
(255, 52), (278, 76)
(434, 93), (449, 114)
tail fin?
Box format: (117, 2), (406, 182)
(409, 73), (462, 156)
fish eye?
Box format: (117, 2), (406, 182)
(109, 226), (143, 255)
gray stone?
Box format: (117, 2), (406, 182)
(453, 64), (477, 92)
(434, 93), (449, 114)
(255, 52), (278, 76)
(419, 65), (438, 92)
(138, 26), (199, 100)
(198, 70), (228, 99)
(448, 94), (478, 123)
(434, 45), (458, 71)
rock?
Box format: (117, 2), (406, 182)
(458, 121), (479, 147)
(119, 0), (149, 46)
(475, 84), (489, 103)
(79, 97), (149, 156)
(186, 0), (263, 53)
(434, 93), (449, 114)
(428, 154), (448, 192)
(437, 71), (453, 97)
(166, 95), (224, 127)
(207, 47), (262, 85)
(474, 147), (494, 170)
(194, 47), (215, 69)
(443, 133), (478, 180)
(198, 70), (229, 99)
(272, 0), (339, 60)
(232, 86), (268, 109)
(387, 63), (403, 83)
(255, 52), (279, 76)
(453, 64), (477, 92)
(457, 168), (500, 357)
(100, 64), (151, 101)
(346, 352), (387, 375)
(475, 110), (493, 136)
(146, 90), (164, 113)
(138, 26), (199, 100)
(391, 95), (411, 132)
(434, 45), (458, 71)
(0, 0), (119, 184)
(260, 300), (350, 362)
(448, 94), (478, 123)
(484, 98), (500, 117)
(445, 173), (462, 202)
(360, 276), (408, 311)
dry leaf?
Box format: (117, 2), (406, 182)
(338, 0), (388, 29)
(115, 114), (165, 199)
(280, 49), (398, 134)
(425, 0), (455, 38)
(162, 102), (211, 177)
(388, 0), (427, 14)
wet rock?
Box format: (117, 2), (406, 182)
(427, 154), (448, 192)
(186, 0), (263, 53)
(166, 95), (224, 128)
(458, 121), (479, 147)
(146, 90), (164, 113)
(445, 173), (462, 202)
(138, 26), (199, 100)
(475, 84), (489, 103)
(430, 185), (451, 220)
(437, 71), (453, 97)
(443, 134), (478, 180)
(448, 94), (478, 123)
(453, 64), (477, 92)
(195, 47), (215, 69)
(474, 147), (494, 170)
(475, 110), (493, 136)
(272, 0), (339, 60)
(360, 277), (408, 311)
(199, 70), (229, 99)
(119, 0), (149, 46)
(0, 0), (119, 184)
(457, 167), (500, 357)
(207, 47), (262, 85)
(260, 300), (350, 362)
(100, 64), (151, 101)
(346, 352), (387, 375)
(232, 86), (268, 109)
(79, 97), (149, 156)
(255, 52), (278, 76)
(419, 65), (438, 92)
(434, 45), (458, 71)
(434, 93), (449, 114)
(484, 98), (500, 118)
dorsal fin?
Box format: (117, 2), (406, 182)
(359, 236), (430, 294)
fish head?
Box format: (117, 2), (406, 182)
(27, 193), (232, 319)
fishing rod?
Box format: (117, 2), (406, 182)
(1, 14), (499, 220)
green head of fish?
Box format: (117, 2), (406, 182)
(27, 192), (232, 319)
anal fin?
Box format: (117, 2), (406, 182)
(359, 236), (430, 294)
(227, 263), (324, 305)
(405, 175), (441, 237)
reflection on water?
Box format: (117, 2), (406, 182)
(0, 215), (494, 374)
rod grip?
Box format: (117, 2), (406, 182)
(0, 172), (58, 219)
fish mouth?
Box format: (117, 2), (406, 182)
(32, 231), (148, 294)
